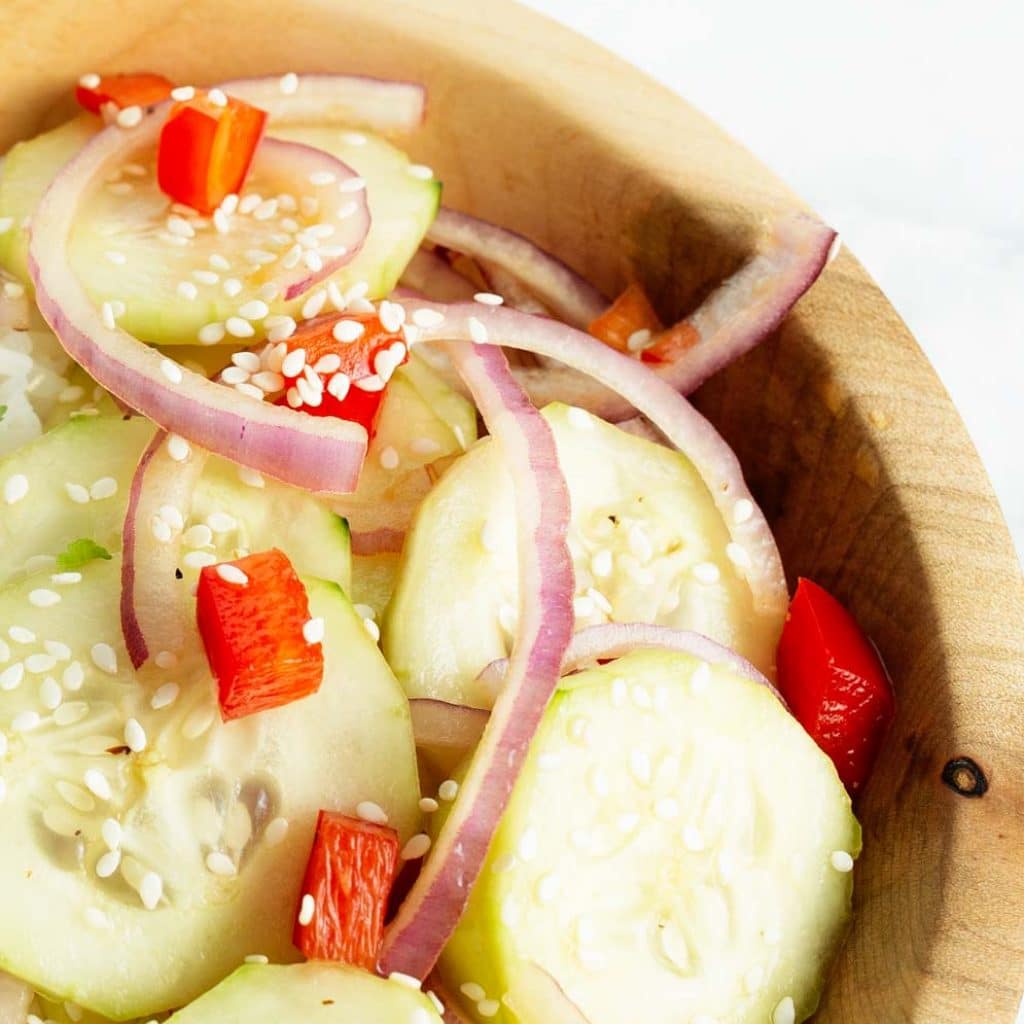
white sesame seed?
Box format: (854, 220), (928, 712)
(100, 302), (117, 330)
(238, 466), (265, 489)
(170, 84), (196, 101)
(329, 319), (365, 346)
(281, 348), (307, 378)
(572, 595), (595, 618)
(726, 542), (753, 570)
(401, 833), (432, 860)
(693, 561), (721, 584)
(300, 618), (325, 647)
(308, 170), (337, 187)
(831, 850), (855, 872)
(106, 181), (134, 197)
(379, 300), (406, 333)
(263, 816), (289, 847)
(733, 498), (755, 524)
(0, 218), (12, 235)
(96, 849), (122, 878)
(150, 515), (172, 543)
(160, 359), (184, 385)
(477, 1001), (500, 1018)
(223, 317), (254, 339)
(356, 800), (389, 825)
(85, 907), (111, 929)
(151, 682), (180, 710)
(84, 769), (112, 800)
(79, 72), (102, 88)
(245, 954), (270, 964)
(11, 708), (39, 732)
(682, 825), (706, 851)
(116, 105), (143, 128)
(233, 300), (267, 323)
(338, 176), (366, 193)
(772, 997), (796, 1024)
(206, 851), (237, 877)
(105, 250), (127, 266)
(101, 818), (122, 849)
(690, 662), (712, 694)
(89, 476), (119, 500)
(627, 328), (653, 352)
(165, 215), (195, 240)
(207, 88), (228, 107)
(535, 873), (560, 904)
(139, 871), (163, 910)
(125, 718), (147, 752)
(419, 798), (440, 815)
(471, 293), (503, 309)
(182, 523), (213, 549)
(1, 279), (23, 298)
(278, 71), (299, 95)
(296, 377), (322, 407)
(54, 701), (89, 726)
(3, 475), (29, 505)
(198, 322), (226, 345)
(438, 779), (460, 802)
(655, 797), (681, 821)
(378, 446), (400, 471)
(253, 198), (278, 221)
(62, 662), (84, 691)
(173, 280), (199, 302)
(460, 983), (487, 1002)
(215, 563), (249, 586)
(43, 641), (70, 663)
(0, 659), (24, 692)
(245, 248), (277, 266)
(388, 972), (421, 991)
(165, 435), (191, 464)
(89, 643), (117, 676)
(301, 289), (327, 320)
(65, 482), (90, 504)
(220, 366), (250, 386)
(26, 653), (57, 675)
(468, 316), (489, 343)
(285, 387), (302, 408)
(28, 588), (59, 609)
(296, 893), (316, 926)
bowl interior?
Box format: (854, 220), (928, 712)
(1, 1), (1023, 1021)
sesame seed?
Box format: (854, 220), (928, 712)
(772, 997), (796, 1024)
(419, 797), (440, 813)
(388, 972), (421, 991)
(356, 800), (389, 825)
(198, 322), (226, 345)
(216, 563), (249, 586)
(150, 516), (172, 543)
(296, 378), (322, 407)
(477, 1001), (500, 1018)
(28, 588), (59, 609)
(245, 954), (270, 964)
(302, 250), (324, 274)
(175, 280), (199, 301)
(85, 907), (111, 929)
(692, 561), (721, 584)
(438, 779), (460, 802)
(573, 595), (595, 618)
(468, 316), (489, 343)
(302, 618), (325, 645)
(312, 353), (342, 376)
(279, 71), (299, 95)
(65, 482), (90, 504)
(379, 446), (400, 470)
(323, 372), (349, 401)
(831, 850), (855, 872)
(498, 603), (517, 634)
(535, 873), (559, 904)
(124, 718), (147, 752)
(281, 348), (307, 378)
(62, 662), (84, 690)
(245, 248), (277, 266)
(3, 474), (29, 505)
(627, 328), (653, 352)
(100, 302), (117, 330)
(733, 498), (755, 524)
(233, 300), (267, 322)
(79, 72), (101, 88)
(460, 983), (486, 1002)
(410, 437), (442, 458)
(401, 833), (432, 860)
(166, 214), (195, 239)
(253, 198), (278, 221)
(167, 434), (192, 462)
(139, 872), (163, 910)
(379, 300), (406, 333)
(170, 84), (195, 101)
(690, 662), (711, 694)
(101, 818), (122, 849)
(222, 317), (253, 339)
(116, 105), (143, 128)
(207, 88), (228, 107)
(183, 523), (213, 548)
(106, 181), (133, 197)
(43, 641), (71, 662)
(238, 466), (265, 489)
(726, 542), (752, 570)
(26, 653), (57, 675)
(0, 218), (12, 235)
(87, 643), (117, 676)
(151, 682), (180, 710)
(301, 289), (327, 320)
(332, 319), (365, 344)
(159, 359), (183, 385)
(54, 701), (89, 726)
(84, 769), (112, 800)
(206, 851), (237, 877)
(338, 176), (366, 193)
(297, 893), (316, 926)
(220, 366), (250, 386)
(285, 387), (302, 408)
(11, 707), (40, 732)
(96, 849), (122, 878)
(655, 797), (681, 821)
(89, 476), (118, 500)
(265, 816), (289, 846)
(104, 250), (127, 266)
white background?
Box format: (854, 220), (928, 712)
(523, 0), (1024, 561)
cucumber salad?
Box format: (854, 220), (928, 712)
(0, 71), (895, 1024)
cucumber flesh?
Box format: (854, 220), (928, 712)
(0, 561), (420, 1018)
(384, 403), (782, 708)
(438, 649), (860, 1024)
(167, 962), (443, 1024)
(0, 118), (440, 345)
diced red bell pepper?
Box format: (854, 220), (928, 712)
(776, 578), (895, 795)
(276, 312), (410, 441)
(293, 811), (400, 968)
(588, 282), (664, 354)
(196, 548), (323, 721)
(75, 72), (175, 115)
(157, 90), (267, 214)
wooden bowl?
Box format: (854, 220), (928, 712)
(2, 0), (1022, 1020)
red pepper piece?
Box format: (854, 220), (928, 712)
(75, 72), (175, 115)
(776, 578), (895, 795)
(588, 282), (664, 354)
(276, 312), (410, 440)
(196, 548), (323, 721)
(157, 90), (267, 214)
(293, 811), (400, 968)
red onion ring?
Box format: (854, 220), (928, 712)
(121, 429), (209, 669)
(409, 698), (489, 752)
(379, 343), (574, 979)
(400, 249), (477, 302)
(425, 209), (608, 327)
(28, 110), (368, 494)
(218, 73), (426, 134)
(504, 962), (594, 1024)
(397, 300), (788, 623)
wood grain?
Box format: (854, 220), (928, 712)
(1, 0), (1022, 1019)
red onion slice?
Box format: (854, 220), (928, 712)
(218, 73), (426, 134)
(28, 109), (368, 494)
(512, 213), (837, 419)
(379, 343), (574, 979)
(398, 300), (788, 623)
(504, 962), (594, 1024)
(425, 209), (608, 327)
(409, 698), (489, 752)
(400, 249), (477, 302)
(121, 429), (209, 669)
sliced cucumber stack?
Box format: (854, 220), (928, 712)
(0, 413), (351, 591)
(438, 648), (860, 1024)
(384, 403), (782, 708)
(0, 560), (420, 1018)
(167, 962), (444, 1024)
(0, 117), (439, 345)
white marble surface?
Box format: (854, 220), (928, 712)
(522, 0), (1024, 561)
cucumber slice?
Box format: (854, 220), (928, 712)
(167, 962), (443, 1024)
(438, 649), (859, 1024)
(0, 118), (440, 344)
(0, 414), (350, 592)
(384, 404), (782, 708)
(0, 560), (420, 1018)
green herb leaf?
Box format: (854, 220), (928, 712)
(56, 538), (113, 572)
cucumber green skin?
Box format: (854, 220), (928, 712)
(0, 413), (351, 593)
(167, 963), (443, 1024)
(0, 115), (440, 344)
(0, 564), (421, 1019)
(437, 650), (860, 1024)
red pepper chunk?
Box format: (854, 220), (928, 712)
(776, 578), (895, 795)
(294, 811), (400, 968)
(588, 282), (664, 354)
(157, 90), (267, 214)
(196, 548), (323, 721)
(75, 72), (175, 115)
(276, 312), (410, 441)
